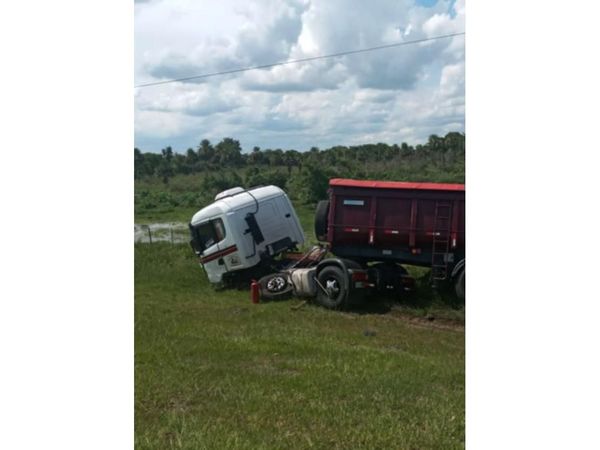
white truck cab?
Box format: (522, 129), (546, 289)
(189, 186), (305, 285)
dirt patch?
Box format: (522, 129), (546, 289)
(387, 308), (464, 331)
(336, 299), (464, 331)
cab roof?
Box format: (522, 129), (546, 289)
(190, 185), (285, 225)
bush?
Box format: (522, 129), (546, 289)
(288, 165), (330, 204)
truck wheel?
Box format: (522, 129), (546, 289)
(455, 269), (465, 300)
(316, 266), (348, 309)
(314, 200), (330, 242)
(369, 262), (407, 291)
(258, 273), (293, 300)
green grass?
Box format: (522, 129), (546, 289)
(135, 206), (200, 224)
(135, 244), (465, 449)
(293, 203), (317, 246)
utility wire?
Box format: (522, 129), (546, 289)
(135, 31), (464, 88)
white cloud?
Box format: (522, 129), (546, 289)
(134, 109), (195, 139)
(439, 62), (465, 98)
(135, 82), (240, 116)
(134, 0), (465, 151)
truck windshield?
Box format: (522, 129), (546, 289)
(190, 218), (226, 253)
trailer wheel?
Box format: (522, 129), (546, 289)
(258, 273), (293, 300)
(314, 200), (330, 242)
(455, 269), (465, 300)
(316, 266), (348, 309)
(369, 263), (408, 292)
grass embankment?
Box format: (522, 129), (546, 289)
(135, 244), (465, 449)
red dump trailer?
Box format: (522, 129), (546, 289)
(307, 178), (465, 309)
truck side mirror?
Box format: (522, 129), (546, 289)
(244, 213), (265, 244)
(189, 240), (202, 255)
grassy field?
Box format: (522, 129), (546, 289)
(135, 244), (465, 449)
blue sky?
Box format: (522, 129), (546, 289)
(134, 0), (464, 153)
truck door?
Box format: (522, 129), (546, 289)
(190, 217), (230, 283)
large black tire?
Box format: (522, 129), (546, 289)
(258, 272), (294, 300)
(314, 200), (330, 242)
(369, 262), (407, 293)
(454, 268), (465, 300)
(316, 266), (348, 309)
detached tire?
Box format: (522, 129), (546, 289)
(258, 273), (293, 300)
(314, 200), (330, 242)
(316, 266), (348, 309)
(455, 269), (465, 300)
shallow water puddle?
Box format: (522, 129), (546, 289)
(134, 223), (189, 243)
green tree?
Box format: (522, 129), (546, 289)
(134, 148), (144, 179)
(289, 164), (329, 203)
(197, 139), (214, 162)
(185, 148), (200, 173)
(248, 146), (265, 165)
(158, 146), (174, 184)
(215, 138), (243, 166)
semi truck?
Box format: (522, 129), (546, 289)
(190, 178), (465, 309)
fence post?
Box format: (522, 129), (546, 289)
(170, 225), (174, 244)
(147, 226), (152, 244)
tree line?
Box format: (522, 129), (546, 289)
(134, 132), (464, 210)
(135, 132), (464, 180)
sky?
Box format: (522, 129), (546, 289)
(134, 0), (465, 153)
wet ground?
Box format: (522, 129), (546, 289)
(134, 222), (189, 243)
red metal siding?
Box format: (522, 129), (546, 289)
(332, 195), (371, 245)
(328, 179), (465, 256)
(375, 197), (412, 246)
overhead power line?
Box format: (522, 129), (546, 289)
(135, 31), (465, 88)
